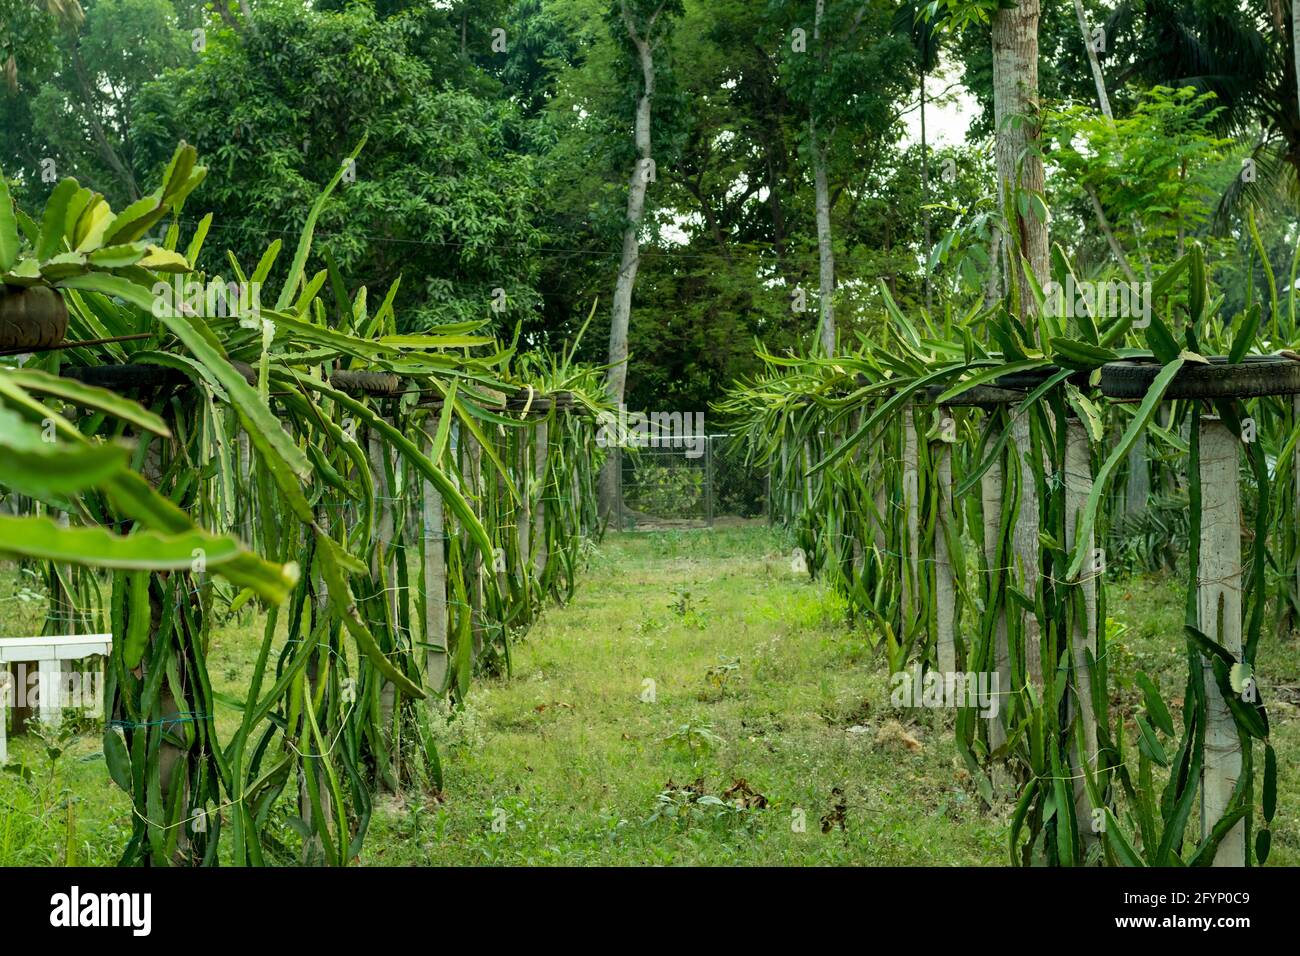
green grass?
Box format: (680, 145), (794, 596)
(364, 525), (1005, 864)
(0, 718), (132, 866)
(2, 524), (1297, 865)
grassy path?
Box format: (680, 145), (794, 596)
(366, 524), (1006, 865)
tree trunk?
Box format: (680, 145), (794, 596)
(140, 441), (189, 863)
(991, 0), (1048, 316)
(1072, 0), (1113, 119)
(302, 529), (333, 864)
(72, 45), (140, 201)
(811, 0), (835, 355)
(985, 225), (1004, 306)
(598, 4), (659, 521)
(1071, 1), (1158, 284)
(851, 411), (865, 579)
(921, 69), (932, 314)
(516, 425), (532, 573)
(462, 429), (485, 662)
(811, 122), (836, 356)
(1085, 184), (1138, 282)
(760, 123), (790, 278)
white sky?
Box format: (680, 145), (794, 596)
(901, 64), (979, 149)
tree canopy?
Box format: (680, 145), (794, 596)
(2, 0), (1294, 410)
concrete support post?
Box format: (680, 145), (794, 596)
(902, 406), (920, 641)
(935, 406), (956, 675)
(422, 412), (449, 691)
(533, 418), (549, 579)
(1012, 410), (1043, 690)
(1198, 416), (1245, 866)
(1065, 418), (1100, 847)
(981, 447), (1010, 776)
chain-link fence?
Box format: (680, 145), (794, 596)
(614, 433), (766, 530)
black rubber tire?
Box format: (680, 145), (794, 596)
(1101, 355), (1300, 400)
(62, 364), (188, 391)
(993, 365), (1092, 391)
(510, 398), (553, 417)
(508, 387), (549, 404)
(330, 370), (404, 396)
(925, 383), (1025, 407)
(0, 286), (69, 351)
(64, 362), (253, 392)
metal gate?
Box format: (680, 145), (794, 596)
(614, 433), (766, 530)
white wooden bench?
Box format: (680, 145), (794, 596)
(0, 634), (111, 763)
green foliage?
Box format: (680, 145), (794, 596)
(663, 719), (722, 759)
(1106, 492), (1189, 575)
(132, 3), (549, 330)
(1047, 86), (1235, 269)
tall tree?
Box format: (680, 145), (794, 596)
(598, 0), (680, 520)
(991, 0), (1049, 313)
(778, 0), (913, 354)
(894, 2), (942, 313)
(1072, 0), (1112, 119)
(810, 0), (835, 354)
(940, 0), (1096, 304)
